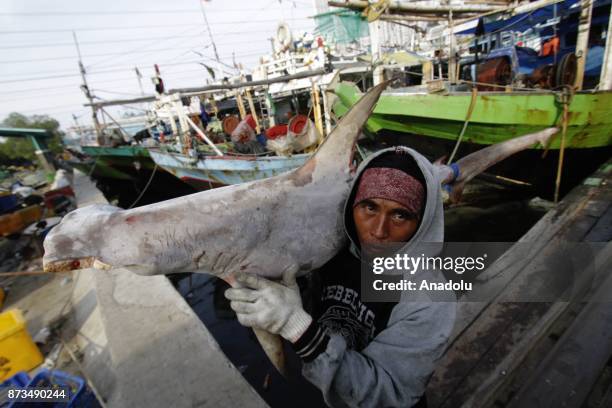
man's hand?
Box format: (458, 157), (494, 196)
(225, 271), (312, 343)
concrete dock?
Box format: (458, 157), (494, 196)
(4, 170), (267, 408)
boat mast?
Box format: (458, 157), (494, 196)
(73, 31), (103, 145)
(575, 0), (594, 90)
(448, 6), (456, 84)
(599, 1), (612, 90)
(199, 0), (220, 62)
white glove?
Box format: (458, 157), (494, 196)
(225, 271), (312, 343)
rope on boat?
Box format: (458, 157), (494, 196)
(87, 155), (100, 177)
(448, 87), (478, 163)
(127, 163), (158, 209)
(554, 86), (574, 203)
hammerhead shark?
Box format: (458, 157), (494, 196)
(43, 81), (557, 373)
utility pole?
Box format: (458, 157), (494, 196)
(73, 31), (104, 145)
(199, 0), (220, 62)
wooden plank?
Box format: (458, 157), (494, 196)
(459, 243), (612, 408)
(428, 161), (612, 407)
(507, 262), (612, 408)
(583, 204), (612, 242)
(448, 160), (612, 343)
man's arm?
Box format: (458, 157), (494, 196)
(295, 300), (456, 408)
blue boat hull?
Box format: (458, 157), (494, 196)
(148, 150), (310, 190)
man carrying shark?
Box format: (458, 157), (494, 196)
(225, 146), (457, 407)
(42, 78), (556, 407)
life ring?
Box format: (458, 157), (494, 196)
(274, 23), (293, 53)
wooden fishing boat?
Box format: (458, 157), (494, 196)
(330, 0), (612, 197)
(148, 149), (310, 190)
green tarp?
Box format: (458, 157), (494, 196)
(314, 9), (369, 44)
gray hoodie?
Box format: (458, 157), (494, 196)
(292, 147), (457, 408)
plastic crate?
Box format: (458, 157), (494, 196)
(0, 372), (30, 408)
(10, 369), (99, 408)
(0, 310), (43, 382)
(0, 372), (29, 388)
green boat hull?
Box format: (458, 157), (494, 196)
(73, 145), (195, 207)
(333, 82), (612, 197)
(333, 82), (612, 149)
(80, 145), (155, 181)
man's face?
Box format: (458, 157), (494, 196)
(353, 198), (419, 253)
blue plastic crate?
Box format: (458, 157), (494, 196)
(1, 372), (30, 408)
(8, 369), (99, 408)
(1, 372), (30, 388)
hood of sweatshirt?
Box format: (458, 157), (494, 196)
(344, 146), (445, 260)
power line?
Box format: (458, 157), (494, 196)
(0, 89), (80, 103)
(0, 9), (274, 16)
(0, 18), (311, 34)
(93, 89), (144, 97)
(8, 102), (86, 114)
(1, 67), (212, 93)
(0, 45), (208, 64)
(0, 47), (270, 85)
(0, 25), (312, 50)
(0, 23), (203, 34)
(84, 25), (293, 70)
(2, 57), (215, 80)
(84, 25), (205, 68)
(0, 33), (206, 50)
(0, 17), (312, 34)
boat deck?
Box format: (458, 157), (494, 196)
(427, 159), (612, 407)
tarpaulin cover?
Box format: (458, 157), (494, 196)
(457, 0), (610, 36)
(315, 9), (369, 44)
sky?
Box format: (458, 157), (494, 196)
(0, 0), (317, 130)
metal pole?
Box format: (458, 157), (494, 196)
(135, 67), (145, 96)
(245, 88), (261, 133)
(85, 68), (328, 108)
(599, 1), (612, 90)
(369, 20), (384, 85)
(575, 0), (593, 90)
(199, 0), (220, 62)
(73, 31), (104, 145)
(448, 8), (456, 83)
(185, 115), (224, 156)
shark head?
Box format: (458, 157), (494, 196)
(42, 81), (390, 275)
(43, 204), (120, 272)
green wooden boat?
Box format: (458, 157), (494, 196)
(78, 145), (155, 181)
(333, 82), (612, 149)
(332, 82), (612, 195)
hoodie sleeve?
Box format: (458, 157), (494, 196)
(292, 300), (456, 408)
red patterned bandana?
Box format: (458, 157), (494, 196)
(353, 167), (425, 216)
